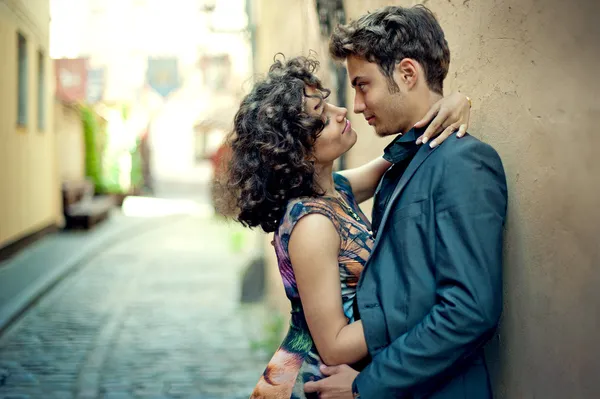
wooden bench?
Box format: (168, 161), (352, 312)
(62, 180), (114, 229)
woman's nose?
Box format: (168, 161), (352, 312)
(335, 106), (348, 122)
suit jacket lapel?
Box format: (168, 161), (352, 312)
(369, 144), (439, 257)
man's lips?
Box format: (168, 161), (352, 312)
(366, 115), (375, 125)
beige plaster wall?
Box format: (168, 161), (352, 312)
(0, 0), (60, 247)
(253, 0), (333, 84)
(343, 0), (600, 397)
(54, 101), (85, 182)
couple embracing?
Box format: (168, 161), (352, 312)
(219, 5), (508, 399)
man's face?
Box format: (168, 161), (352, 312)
(347, 55), (412, 137)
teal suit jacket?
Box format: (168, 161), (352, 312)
(355, 134), (508, 398)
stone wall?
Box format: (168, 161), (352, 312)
(255, 0), (600, 396)
(343, 1), (600, 397)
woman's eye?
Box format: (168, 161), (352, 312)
(324, 117), (331, 126)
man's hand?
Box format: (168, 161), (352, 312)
(304, 364), (358, 399)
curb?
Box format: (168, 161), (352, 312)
(0, 214), (184, 335)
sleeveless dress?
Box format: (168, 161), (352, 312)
(250, 173), (375, 399)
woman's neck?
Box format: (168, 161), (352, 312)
(314, 163), (337, 197)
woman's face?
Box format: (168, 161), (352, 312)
(304, 86), (357, 167)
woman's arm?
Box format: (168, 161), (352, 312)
(289, 213), (368, 366)
(338, 157), (391, 204)
(339, 92), (472, 203)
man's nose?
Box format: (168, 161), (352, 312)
(354, 96), (365, 114)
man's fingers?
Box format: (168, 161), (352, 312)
(457, 123), (467, 138)
(413, 102), (440, 129)
(429, 123), (457, 148)
(304, 380), (322, 393)
(304, 366), (337, 393)
(320, 364), (341, 376)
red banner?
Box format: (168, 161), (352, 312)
(54, 58), (88, 103)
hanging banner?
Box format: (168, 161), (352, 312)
(146, 57), (180, 98)
(54, 58), (88, 103)
(86, 68), (105, 104)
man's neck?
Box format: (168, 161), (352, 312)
(407, 91), (444, 130)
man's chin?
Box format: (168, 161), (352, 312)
(374, 127), (395, 137)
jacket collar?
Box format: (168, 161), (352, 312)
(382, 126), (427, 164)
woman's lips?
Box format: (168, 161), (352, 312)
(342, 119), (351, 134)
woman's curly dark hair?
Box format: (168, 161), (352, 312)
(215, 55), (331, 233)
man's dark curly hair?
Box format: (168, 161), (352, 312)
(215, 55), (331, 233)
(329, 5), (450, 95)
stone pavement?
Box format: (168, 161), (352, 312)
(0, 214), (271, 399)
(0, 210), (157, 333)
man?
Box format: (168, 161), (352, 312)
(304, 5), (508, 398)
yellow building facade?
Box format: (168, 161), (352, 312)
(0, 0), (61, 250)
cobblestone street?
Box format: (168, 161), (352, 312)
(0, 214), (270, 399)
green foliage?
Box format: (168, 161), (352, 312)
(129, 137), (143, 191)
(79, 104), (105, 193)
(230, 230), (245, 253)
(121, 104), (130, 120)
(250, 311), (286, 357)
(79, 103), (145, 195)
(102, 159), (124, 194)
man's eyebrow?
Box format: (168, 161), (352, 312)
(351, 76), (363, 87)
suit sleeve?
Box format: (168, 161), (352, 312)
(354, 139), (508, 398)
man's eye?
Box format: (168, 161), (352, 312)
(358, 83), (366, 91)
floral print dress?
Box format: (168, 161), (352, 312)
(250, 173), (374, 399)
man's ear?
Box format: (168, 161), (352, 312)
(394, 58), (419, 90)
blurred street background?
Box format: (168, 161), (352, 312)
(1, 1), (283, 397)
(1, 0), (599, 398)
(0, 204), (270, 398)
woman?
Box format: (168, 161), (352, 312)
(217, 56), (471, 399)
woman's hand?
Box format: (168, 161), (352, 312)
(413, 92), (471, 148)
